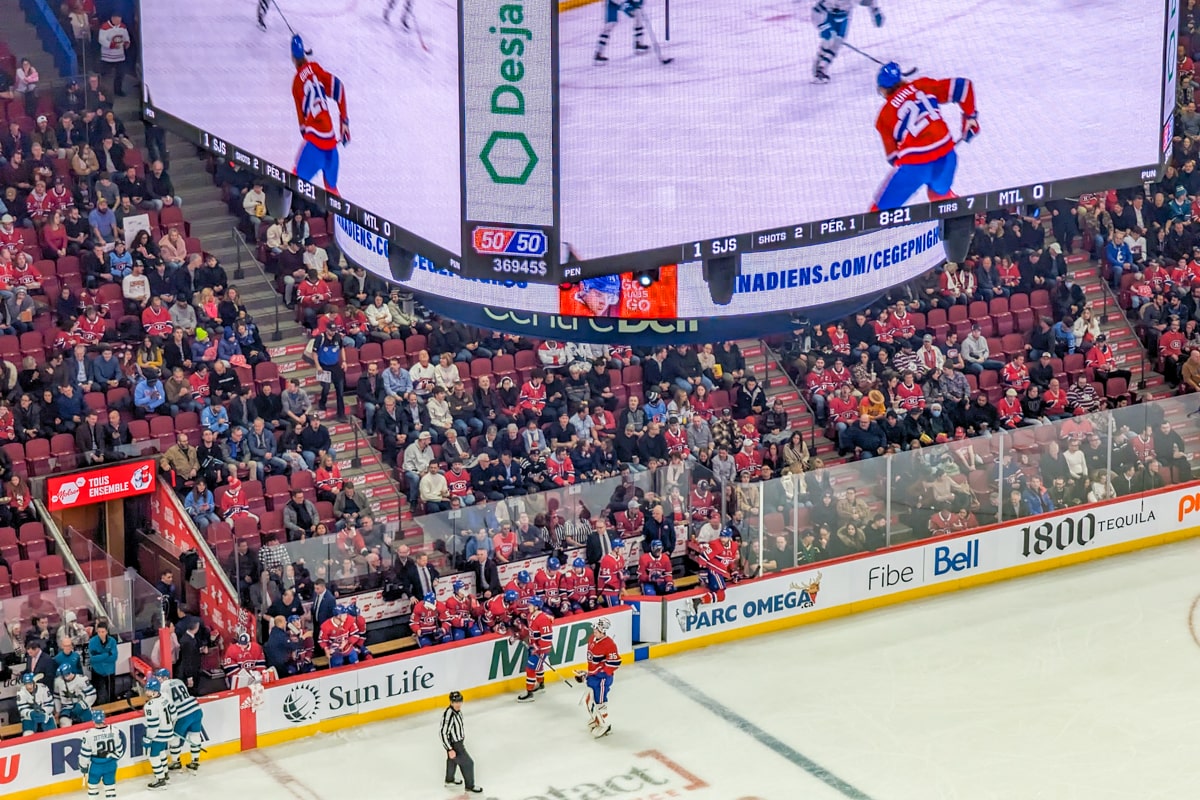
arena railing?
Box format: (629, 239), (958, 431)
(230, 225), (284, 342)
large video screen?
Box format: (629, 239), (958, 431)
(139, 0), (461, 262)
(557, 0), (1173, 272)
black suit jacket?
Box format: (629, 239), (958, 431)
(356, 374), (387, 407)
(311, 589), (337, 629)
(76, 423), (104, 460)
(404, 561), (440, 598)
(25, 651), (56, 692)
(466, 557), (502, 598)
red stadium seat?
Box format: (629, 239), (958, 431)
(39, 555), (67, 588)
(404, 334), (427, 356)
(11, 560), (40, 594)
(0, 527), (19, 562)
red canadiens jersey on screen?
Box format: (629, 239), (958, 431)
(293, 62), (346, 151)
(876, 78), (976, 166)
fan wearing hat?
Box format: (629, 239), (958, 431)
(997, 388), (1025, 429)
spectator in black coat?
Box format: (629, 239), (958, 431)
(464, 548), (502, 599)
(641, 503), (677, 554)
(23, 638), (56, 693)
(311, 579), (337, 630)
(844, 415), (887, 459)
(176, 617), (204, 695)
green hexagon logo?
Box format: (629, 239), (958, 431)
(479, 131), (538, 185)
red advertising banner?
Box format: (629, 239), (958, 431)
(45, 458), (158, 511)
(149, 482), (246, 639)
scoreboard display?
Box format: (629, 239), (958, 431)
(140, 0), (1178, 287)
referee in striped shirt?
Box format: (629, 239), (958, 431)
(441, 691), (482, 793)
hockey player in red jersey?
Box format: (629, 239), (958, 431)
(443, 581), (483, 640)
(517, 598), (554, 702)
(290, 35), (349, 195)
(504, 569), (538, 617)
(347, 602), (371, 661)
(319, 606), (361, 667)
(871, 62), (978, 211)
(535, 558), (569, 616)
(563, 558), (598, 615)
(574, 617), (621, 737)
(482, 589), (519, 634)
(638, 539), (675, 595)
(222, 632), (267, 689)
(411, 593), (447, 648)
(691, 528), (740, 610)
(597, 538), (627, 607)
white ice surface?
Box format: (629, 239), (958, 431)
(559, 0), (1166, 260)
(140, 0), (461, 255)
(57, 537), (1200, 800)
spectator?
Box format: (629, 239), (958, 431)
(87, 621), (118, 704)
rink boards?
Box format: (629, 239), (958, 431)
(7, 480), (1200, 799)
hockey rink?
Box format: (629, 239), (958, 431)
(140, 0), (461, 254)
(58, 537), (1200, 800)
(558, 0), (1166, 261)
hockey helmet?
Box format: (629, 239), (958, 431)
(610, 537), (625, 549)
(650, 539), (663, 553)
(592, 617), (611, 636)
(572, 557), (587, 570)
(20, 672), (34, 685)
(57, 662), (75, 678)
(424, 592), (437, 606)
(290, 35), (309, 61)
(503, 589), (519, 603)
(334, 605), (349, 616)
(91, 709), (106, 726)
(526, 597), (544, 610)
(547, 557), (560, 570)
(453, 580), (467, 596)
(517, 570), (532, 585)
(154, 668), (171, 680)
(145, 677), (162, 695)
(877, 62), (904, 91)
(448, 690), (464, 704)
(719, 527), (734, 539)
(236, 631), (251, 646)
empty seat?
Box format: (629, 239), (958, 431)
(39, 555), (67, 588)
(11, 560), (39, 594)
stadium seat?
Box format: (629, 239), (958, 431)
(11, 560), (39, 594)
(404, 334), (427, 356)
(289, 471), (315, 492)
(50, 433), (78, 471)
(24, 438), (51, 475)
(39, 555), (67, 588)
(0, 527), (18, 562)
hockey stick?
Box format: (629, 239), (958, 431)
(842, 41), (916, 76)
(634, 9), (673, 65)
(269, 0), (306, 46)
(408, 10), (431, 53)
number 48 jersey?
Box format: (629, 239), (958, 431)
(875, 77), (976, 166)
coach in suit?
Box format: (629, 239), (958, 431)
(311, 578), (336, 630)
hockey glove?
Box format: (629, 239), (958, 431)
(962, 114), (980, 143)
(574, 670), (586, 683)
(340, 117), (351, 146)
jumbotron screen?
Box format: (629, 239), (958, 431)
(138, 0), (462, 265)
(557, 0), (1177, 274)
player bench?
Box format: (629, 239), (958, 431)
(0, 695), (147, 740)
(311, 636), (416, 669)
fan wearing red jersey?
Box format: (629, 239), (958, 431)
(871, 63), (978, 211)
(574, 617), (621, 737)
(290, 36), (349, 195)
(691, 528), (739, 610)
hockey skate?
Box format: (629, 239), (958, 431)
(690, 596), (703, 613)
(517, 690), (537, 702)
(167, 761), (182, 772)
(186, 761), (200, 772)
(812, 67), (831, 84)
(592, 722), (612, 738)
(634, 40), (649, 54)
(594, 50), (608, 63)
(148, 778), (169, 791)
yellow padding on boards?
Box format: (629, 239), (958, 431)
(560, 0), (605, 10)
(646, 522), (1200, 658)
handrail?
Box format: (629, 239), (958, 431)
(346, 413), (408, 542)
(760, 338), (821, 457)
(1093, 271), (1149, 391)
(230, 225), (283, 342)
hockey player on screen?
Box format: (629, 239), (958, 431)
(594, 0), (648, 63)
(517, 598), (555, 702)
(574, 617), (621, 737)
(690, 527), (739, 610)
(290, 35), (349, 195)
(871, 62), (979, 211)
(811, 0), (884, 84)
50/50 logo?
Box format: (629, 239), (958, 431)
(1021, 513), (1096, 558)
